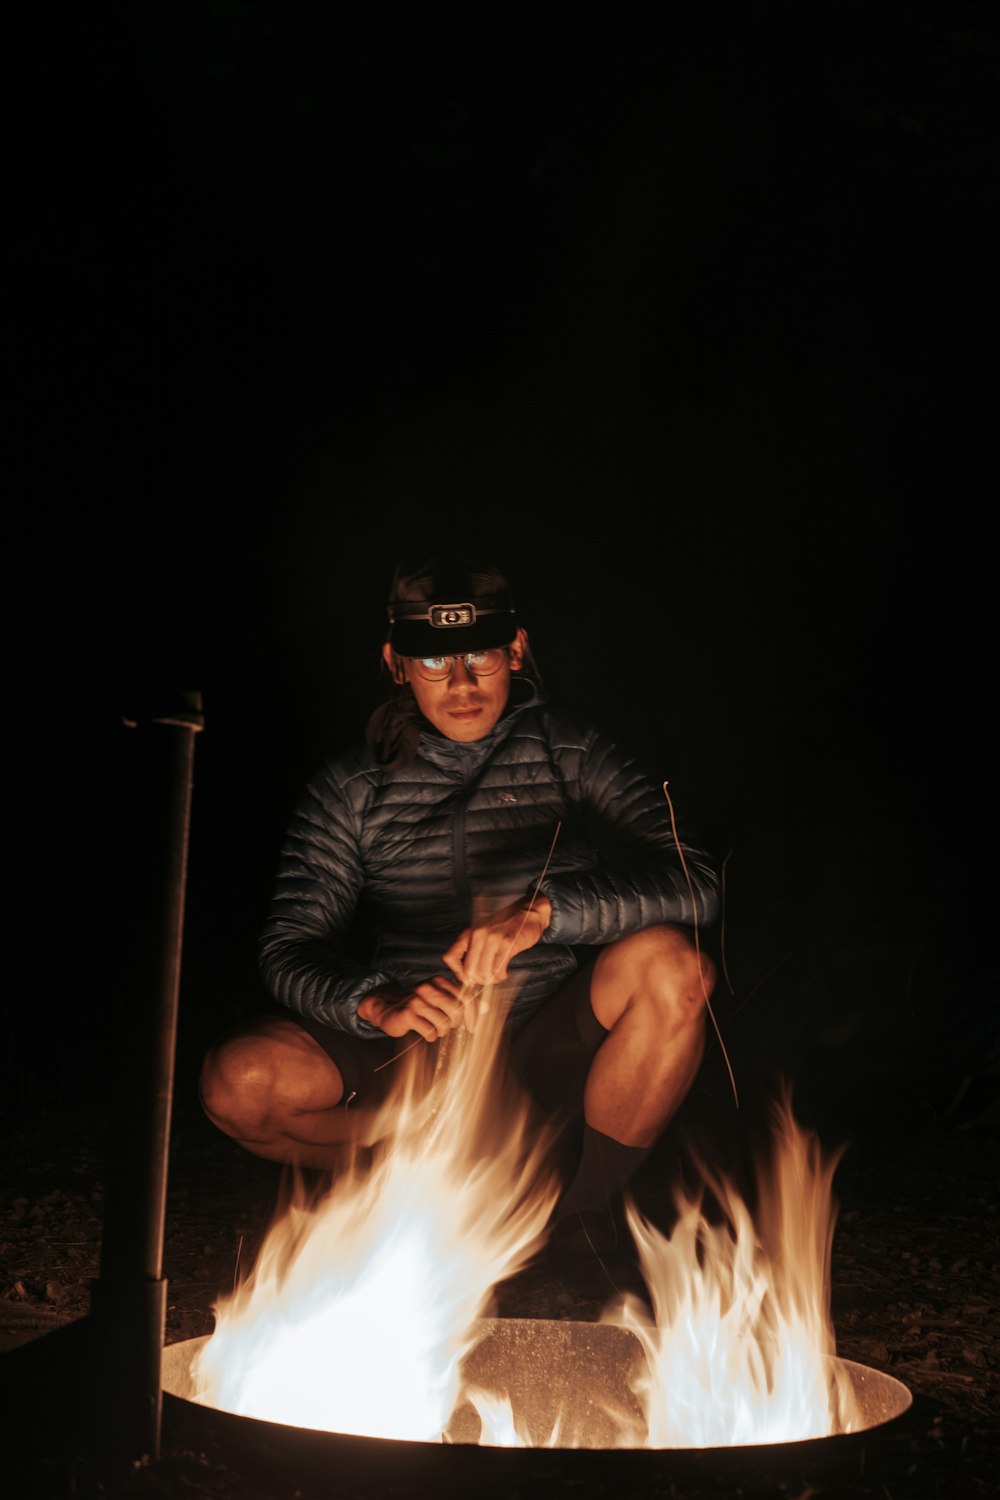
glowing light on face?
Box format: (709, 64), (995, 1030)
(382, 631), (527, 743)
(410, 649), (509, 681)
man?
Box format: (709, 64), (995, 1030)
(200, 555), (719, 1285)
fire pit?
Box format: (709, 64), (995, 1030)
(162, 1318), (912, 1493)
(162, 1024), (913, 1489)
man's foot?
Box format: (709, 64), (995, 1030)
(539, 1210), (647, 1302)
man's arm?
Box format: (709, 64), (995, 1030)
(532, 725), (719, 947)
(261, 758), (490, 1043)
(442, 726), (716, 986)
(259, 760), (395, 1037)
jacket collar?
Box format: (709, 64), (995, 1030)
(414, 678), (542, 773)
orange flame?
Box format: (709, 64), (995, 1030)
(193, 1007), (858, 1447)
(192, 997), (560, 1440)
(607, 1095), (861, 1445)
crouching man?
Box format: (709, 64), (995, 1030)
(200, 554), (719, 1288)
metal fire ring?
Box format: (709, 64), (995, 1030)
(162, 1319), (912, 1494)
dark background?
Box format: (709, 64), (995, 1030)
(11, 3), (997, 1131)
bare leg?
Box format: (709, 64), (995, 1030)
(586, 924), (713, 1146)
(543, 926), (714, 1284)
(199, 1018), (392, 1169)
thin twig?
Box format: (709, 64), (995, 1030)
(726, 948), (796, 1026)
(469, 819), (563, 1001)
(720, 849), (735, 998)
(373, 820), (563, 1072)
(664, 781), (739, 1110)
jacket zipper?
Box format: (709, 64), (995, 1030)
(451, 748), (474, 925)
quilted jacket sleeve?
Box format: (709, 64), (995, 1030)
(539, 725), (720, 946)
(258, 758), (388, 1037)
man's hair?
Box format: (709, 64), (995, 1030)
(366, 553), (541, 768)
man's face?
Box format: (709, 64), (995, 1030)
(383, 629), (527, 743)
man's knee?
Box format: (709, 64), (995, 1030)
(595, 924), (715, 1031)
(200, 1034), (270, 1123)
(199, 1023), (344, 1137)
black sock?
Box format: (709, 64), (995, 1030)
(556, 1124), (650, 1221)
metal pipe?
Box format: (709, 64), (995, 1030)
(92, 690), (204, 1465)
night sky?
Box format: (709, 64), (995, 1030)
(13, 5), (997, 1121)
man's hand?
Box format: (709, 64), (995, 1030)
(357, 977), (467, 1042)
(442, 895), (552, 990)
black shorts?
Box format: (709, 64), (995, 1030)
(288, 960), (607, 1119)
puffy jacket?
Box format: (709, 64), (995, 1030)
(260, 682), (719, 1036)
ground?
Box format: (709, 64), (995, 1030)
(1, 1072), (997, 1500)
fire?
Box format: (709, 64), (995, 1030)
(608, 1096), (861, 1446)
(191, 1000), (560, 1441)
(192, 1008), (859, 1448)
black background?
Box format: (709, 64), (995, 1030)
(11, 3), (997, 1126)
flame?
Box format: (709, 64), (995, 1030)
(606, 1095), (861, 1446)
(463, 1389), (536, 1448)
(192, 998), (560, 1440)
(193, 1006), (859, 1449)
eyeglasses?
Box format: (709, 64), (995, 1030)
(409, 648), (508, 682)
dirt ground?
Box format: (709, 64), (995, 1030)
(1, 1069), (997, 1500)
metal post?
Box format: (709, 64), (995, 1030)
(92, 690), (204, 1465)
